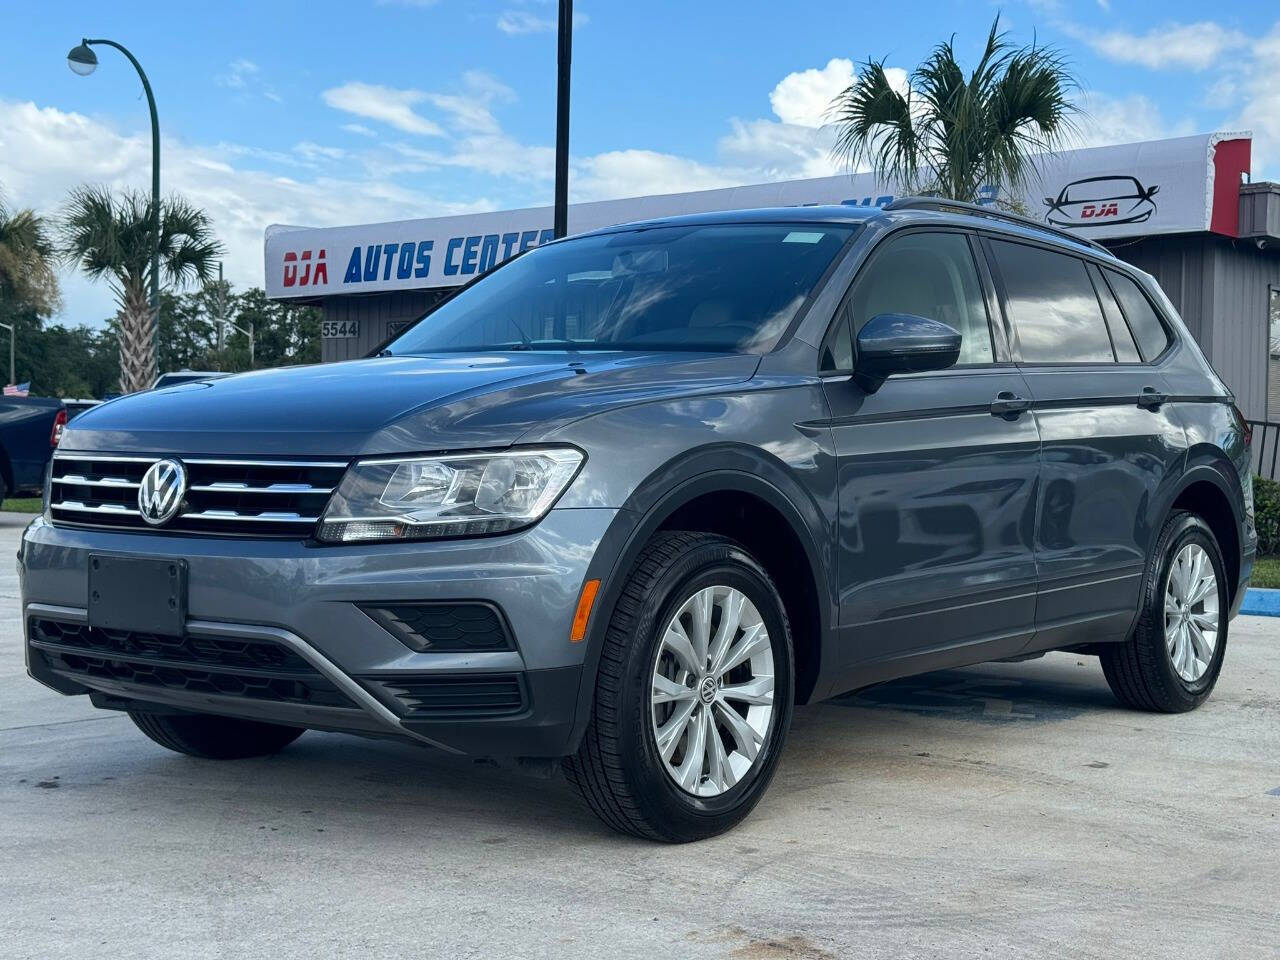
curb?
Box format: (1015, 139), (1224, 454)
(1241, 587), (1280, 618)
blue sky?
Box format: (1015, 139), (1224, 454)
(1, 0), (1277, 325)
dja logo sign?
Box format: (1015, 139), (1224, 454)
(283, 249), (328, 288)
(1079, 203), (1121, 219)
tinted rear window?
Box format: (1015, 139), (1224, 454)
(1090, 264), (1140, 362)
(1106, 269), (1172, 361)
(991, 240), (1114, 363)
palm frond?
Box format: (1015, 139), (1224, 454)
(59, 185), (224, 392)
(829, 59), (921, 190)
(827, 16), (1081, 205)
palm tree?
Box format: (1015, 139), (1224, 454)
(828, 17), (1079, 206)
(0, 189), (61, 320)
(61, 186), (222, 392)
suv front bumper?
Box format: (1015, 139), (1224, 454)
(19, 508), (620, 757)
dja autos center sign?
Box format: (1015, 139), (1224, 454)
(265, 132), (1251, 300)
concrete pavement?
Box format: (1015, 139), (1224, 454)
(2, 511), (1278, 959)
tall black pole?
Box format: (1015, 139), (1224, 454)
(553, 0), (572, 239)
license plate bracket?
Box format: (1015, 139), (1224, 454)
(88, 555), (187, 636)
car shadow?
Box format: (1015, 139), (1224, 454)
(827, 654), (1121, 725)
(15, 653), (1121, 844)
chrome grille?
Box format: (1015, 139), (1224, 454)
(49, 453), (347, 537)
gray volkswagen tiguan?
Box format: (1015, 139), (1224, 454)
(21, 199), (1256, 841)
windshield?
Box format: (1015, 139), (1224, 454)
(385, 222), (855, 355)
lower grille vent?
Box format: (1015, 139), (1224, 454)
(29, 618), (356, 709)
(364, 673), (526, 718)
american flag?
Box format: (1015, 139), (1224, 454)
(3, 382), (30, 397)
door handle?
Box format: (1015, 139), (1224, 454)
(990, 392), (1032, 419)
(1137, 386), (1167, 410)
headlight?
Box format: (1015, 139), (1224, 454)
(317, 447), (584, 543)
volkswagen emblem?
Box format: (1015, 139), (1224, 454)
(698, 675), (718, 705)
(138, 458), (187, 526)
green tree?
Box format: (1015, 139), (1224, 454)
(228, 288), (322, 370)
(18, 323), (120, 398)
(0, 189), (62, 392)
(0, 191), (60, 320)
(132, 285), (322, 376)
(60, 186), (222, 393)
(155, 288), (220, 374)
(829, 17), (1079, 205)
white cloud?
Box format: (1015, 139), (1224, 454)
(0, 100), (493, 325)
(768, 58), (854, 128)
(422, 71), (514, 135)
(341, 123), (377, 137)
(572, 150), (741, 202)
(496, 8), (587, 35)
(215, 59), (280, 102)
(1077, 21), (1249, 71)
(718, 118), (841, 180)
(321, 82), (444, 136)
(497, 10), (554, 34)
(293, 141), (345, 162)
(1230, 24), (1280, 178)
(716, 57), (883, 180)
(1069, 92), (1195, 149)
(215, 59), (259, 89)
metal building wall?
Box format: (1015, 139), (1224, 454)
(319, 290), (450, 363)
(1109, 235), (1280, 420)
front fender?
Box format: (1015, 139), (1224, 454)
(560, 445), (837, 754)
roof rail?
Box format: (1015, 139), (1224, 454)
(884, 196), (1112, 256)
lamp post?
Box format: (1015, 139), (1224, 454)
(221, 317), (255, 370)
(0, 321), (14, 387)
(67, 38), (161, 368)
(552, 0), (572, 239)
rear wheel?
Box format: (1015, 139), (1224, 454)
(564, 531), (794, 842)
(1101, 511), (1229, 712)
(128, 711), (304, 759)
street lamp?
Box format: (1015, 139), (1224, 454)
(220, 317), (254, 370)
(0, 321), (15, 386)
(67, 37), (161, 368)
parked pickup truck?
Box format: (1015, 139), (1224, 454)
(0, 396), (66, 499)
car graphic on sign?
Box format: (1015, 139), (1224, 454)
(1043, 175), (1159, 228)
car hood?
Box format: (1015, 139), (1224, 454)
(61, 352), (759, 457)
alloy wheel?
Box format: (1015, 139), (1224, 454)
(650, 585), (776, 797)
(1164, 542), (1220, 683)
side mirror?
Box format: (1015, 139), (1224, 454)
(854, 313), (961, 392)
(1146, 184), (1160, 197)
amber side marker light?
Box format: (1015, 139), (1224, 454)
(570, 579), (601, 642)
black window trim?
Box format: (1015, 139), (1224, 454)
(981, 232), (1122, 368)
(976, 227), (1182, 369)
(817, 224), (1011, 377)
(1097, 264), (1177, 365)
(1085, 261), (1144, 367)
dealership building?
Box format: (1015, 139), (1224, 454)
(265, 132), (1280, 422)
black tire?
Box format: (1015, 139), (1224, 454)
(128, 711), (304, 759)
(1101, 510), (1229, 712)
(564, 531), (795, 842)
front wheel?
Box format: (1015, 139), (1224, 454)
(1101, 511), (1229, 712)
(564, 531), (795, 842)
